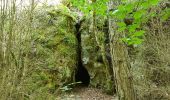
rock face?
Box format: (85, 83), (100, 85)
(80, 19), (115, 94)
(37, 7), (115, 93)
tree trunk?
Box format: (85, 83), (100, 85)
(112, 38), (136, 100)
(108, 1), (136, 99)
(109, 21), (136, 100)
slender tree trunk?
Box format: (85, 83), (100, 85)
(0, 0), (6, 68)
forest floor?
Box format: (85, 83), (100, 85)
(57, 86), (118, 100)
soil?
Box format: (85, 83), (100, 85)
(58, 86), (118, 100)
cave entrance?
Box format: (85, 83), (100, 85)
(75, 64), (90, 86)
(74, 19), (90, 86)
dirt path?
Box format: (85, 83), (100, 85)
(58, 87), (118, 100)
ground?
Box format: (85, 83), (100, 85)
(58, 86), (118, 100)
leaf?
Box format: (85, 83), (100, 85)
(133, 30), (145, 37)
(117, 12), (126, 19)
(121, 38), (131, 43)
(134, 11), (143, 20)
(118, 27), (126, 32)
(150, 0), (159, 6)
(142, 2), (149, 9)
(124, 3), (133, 12)
(117, 22), (126, 32)
(117, 22), (126, 27)
(128, 24), (139, 33)
(130, 38), (144, 45)
(160, 8), (170, 21)
(118, 5), (125, 11)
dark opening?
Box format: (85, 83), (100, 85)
(74, 19), (90, 86)
(75, 64), (90, 86)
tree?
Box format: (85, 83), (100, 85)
(108, 0), (161, 99)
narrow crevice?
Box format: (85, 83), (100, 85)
(75, 19), (90, 86)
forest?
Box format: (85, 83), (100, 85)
(0, 0), (170, 100)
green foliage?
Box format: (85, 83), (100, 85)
(111, 0), (161, 45)
(71, 0), (163, 45)
(71, 0), (108, 17)
(160, 8), (170, 21)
